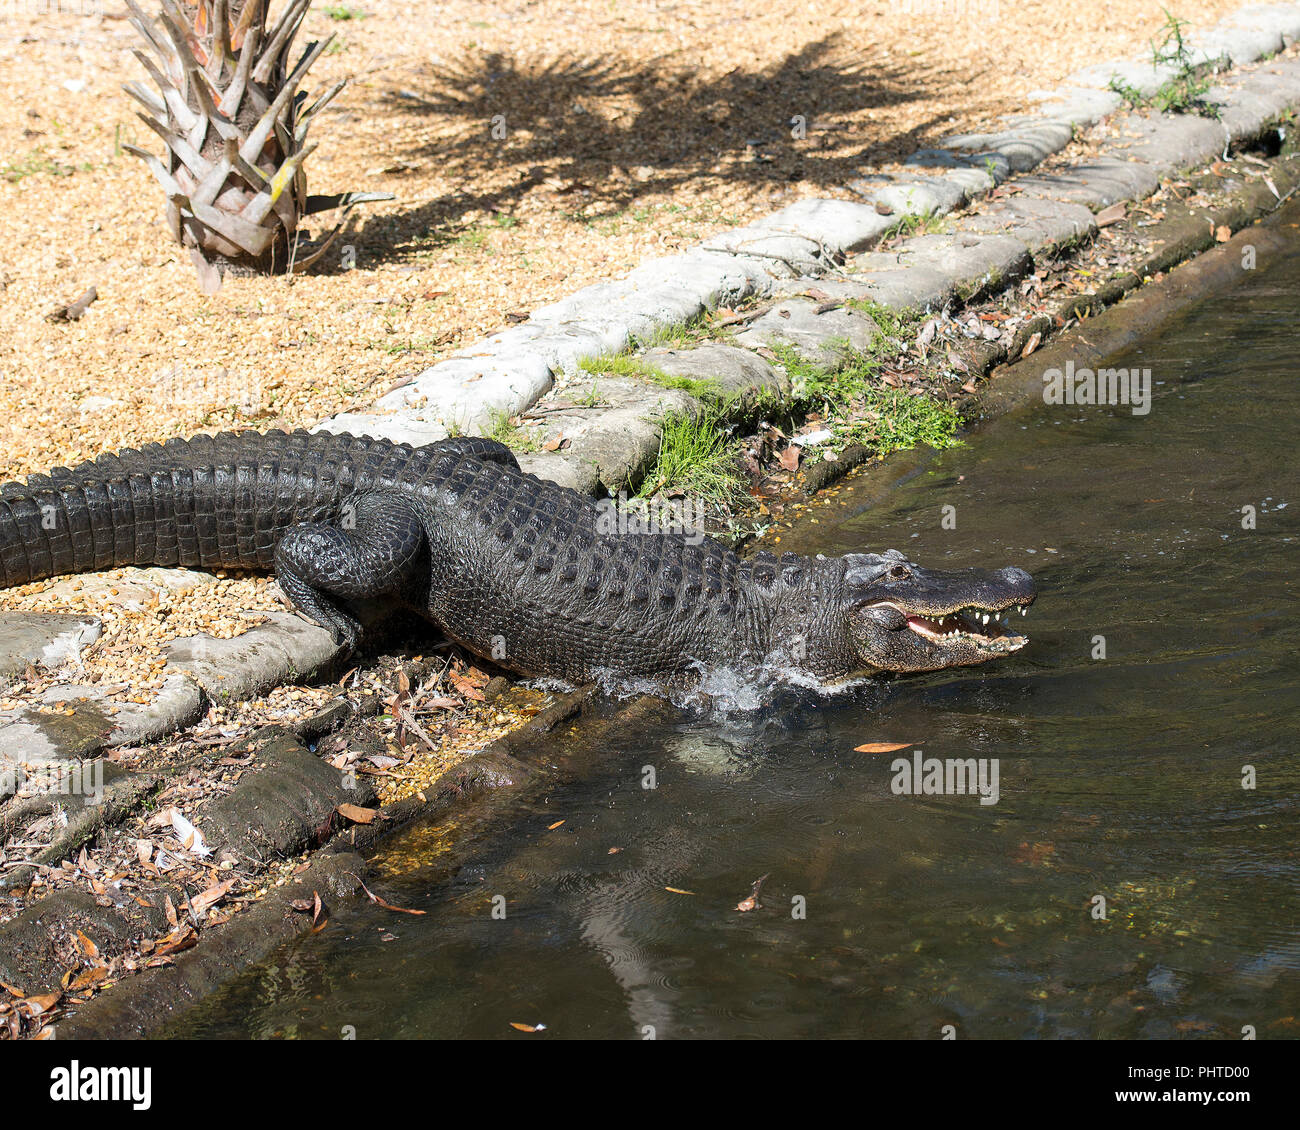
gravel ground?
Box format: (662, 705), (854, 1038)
(0, 0), (1246, 480)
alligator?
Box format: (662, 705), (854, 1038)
(0, 430), (1036, 685)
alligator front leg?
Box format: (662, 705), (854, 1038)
(273, 493), (428, 655)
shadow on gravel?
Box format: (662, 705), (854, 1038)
(347, 33), (985, 265)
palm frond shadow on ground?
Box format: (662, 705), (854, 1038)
(342, 35), (987, 268)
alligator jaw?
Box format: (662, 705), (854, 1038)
(871, 599), (1034, 655)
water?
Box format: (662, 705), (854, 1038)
(171, 245), (1300, 1040)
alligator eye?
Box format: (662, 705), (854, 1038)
(889, 565), (910, 579)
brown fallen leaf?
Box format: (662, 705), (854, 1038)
(24, 992), (62, 1016)
(547, 820), (566, 830)
(854, 741), (913, 753)
(509, 1021), (547, 1032)
(189, 878), (235, 917)
(75, 931), (99, 961)
(1021, 331), (1042, 358)
(664, 887), (695, 895)
(448, 671), (485, 701)
(67, 966), (109, 991)
(1095, 202), (1126, 227)
(1214, 224), (1232, 243)
(154, 927), (198, 957)
(337, 803), (378, 825)
(778, 445), (801, 472)
(354, 874), (427, 915)
(309, 890), (329, 934)
(736, 873), (770, 912)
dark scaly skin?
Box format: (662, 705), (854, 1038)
(0, 430), (1037, 684)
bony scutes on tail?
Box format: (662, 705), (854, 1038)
(0, 430), (1035, 685)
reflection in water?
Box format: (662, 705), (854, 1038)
(171, 244), (1300, 1041)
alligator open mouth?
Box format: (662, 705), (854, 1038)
(872, 600), (1033, 654)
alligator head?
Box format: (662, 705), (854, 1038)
(843, 550), (1036, 673)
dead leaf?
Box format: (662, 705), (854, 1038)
(1214, 224), (1232, 243)
(1095, 202), (1126, 227)
(354, 874), (427, 915)
(448, 671), (485, 701)
(75, 931), (99, 960)
(154, 927), (198, 957)
(1021, 331), (1042, 358)
(778, 445), (801, 472)
(188, 878), (234, 916)
(67, 966), (109, 991)
(736, 873), (770, 912)
(509, 1021), (547, 1032)
(337, 803), (377, 825)
(664, 887), (695, 895)
(547, 820), (566, 830)
(854, 741), (913, 753)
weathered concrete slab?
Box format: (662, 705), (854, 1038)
(832, 259), (957, 311)
(700, 228), (832, 278)
(1107, 112), (1228, 173)
(1212, 62), (1300, 139)
(734, 298), (880, 367)
(641, 343), (790, 403)
(197, 731), (375, 859)
(0, 704), (112, 763)
(528, 378), (700, 492)
(1230, 4), (1300, 45)
(751, 198), (894, 254)
(941, 120), (1076, 172)
(1017, 156), (1163, 209)
(885, 233), (1034, 300)
(1191, 23), (1285, 65)
(514, 452), (602, 496)
(954, 196), (1097, 256)
(314, 412), (450, 447)
(1067, 59), (1183, 98)
(0, 613), (101, 678)
(1025, 86), (1124, 125)
(163, 613), (340, 703)
(108, 674), (206, 747)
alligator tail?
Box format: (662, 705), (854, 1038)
(0, 430), (370, 589)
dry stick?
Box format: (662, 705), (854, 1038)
(45, 287), (98, 323)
